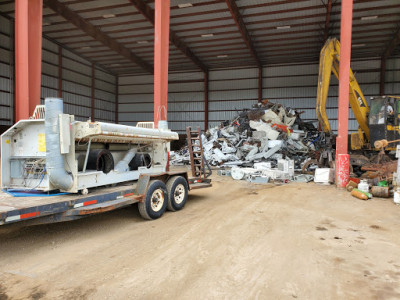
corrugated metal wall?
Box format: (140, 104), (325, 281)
(95, 68), (117, 122)
(261, 59), (383, 133)
(209, 60), (385, 133)
(60, 48), (93, 121)
(386, 58), (400, 96)
(209, 67), (258, 129)
(119, 57), (400, 134)
(0, 15), (117, 125)
(0, 14), (13, 126)
(118, 71), (204, 133)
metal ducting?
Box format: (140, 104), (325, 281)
(45, 98), (74, 191)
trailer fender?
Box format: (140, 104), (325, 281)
(136, 172), (189, 199)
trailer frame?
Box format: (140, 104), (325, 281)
(0, 171), (211, 226)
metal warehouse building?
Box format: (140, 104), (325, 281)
(1, 1), (400, 299)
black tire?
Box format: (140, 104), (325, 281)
(138, 180), (168, 220)
(166, 176), (188, 212)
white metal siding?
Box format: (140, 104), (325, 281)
(0, 15), (117, 125)
(117, 57), (400, 134)
(94, 68), (116, 122)
(118, 71), (205, 133)
(209, 67), (258, 129)
(260, 59), (384, 133)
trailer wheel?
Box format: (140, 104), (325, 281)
(166, 176), (188, 212)
(138, 180), (168, 220)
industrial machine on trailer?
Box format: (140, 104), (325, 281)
(0, 98), (211, 226)
(316, 38), (400, 152)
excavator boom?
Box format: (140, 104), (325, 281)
(316, 38), (370, 141)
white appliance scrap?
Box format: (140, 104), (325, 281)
(170, 100), (328, 183)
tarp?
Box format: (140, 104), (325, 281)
(3, 189), (70, 197)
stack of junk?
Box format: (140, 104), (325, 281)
(171, 100), (327, 184)
(171, 99), (400, 200)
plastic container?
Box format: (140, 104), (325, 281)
(353, 188), (372, 199)
(351, 189), (368, 200)
(357, 180), (369, 193)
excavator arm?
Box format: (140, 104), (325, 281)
(316, 38), (370, 148)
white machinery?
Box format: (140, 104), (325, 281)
(1, 98), (179, 194)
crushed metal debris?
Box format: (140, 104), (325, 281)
(171, 100), (331, 183)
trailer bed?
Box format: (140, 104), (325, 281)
(0, 183), (139, 225)
(0, 175), (211, 226)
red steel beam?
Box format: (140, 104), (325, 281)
(15, 0), (30, 121)
(382, 27), (400, 59)
(58, 45), (62, 98)
(204, 71), (209, 130)
(128, 0), (207, 73)
(91, 64), (95, 121)
(336, 0), (353, 188)
(258, 67), (263, 102)
(15, 0), (43, 121)
(323, 0), (332, 42)
(380, 57), (386, 96)
(28, 0), (43, 115)
(153, 0), (170, 127)
(225, 0), (261, 67)
(43, 0), (153, 74)
(115, 76), (119, 123)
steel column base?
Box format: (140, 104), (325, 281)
(335, 153), (349, 188)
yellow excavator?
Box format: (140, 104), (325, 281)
(316, 38), (400, 152)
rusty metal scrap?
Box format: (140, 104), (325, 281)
(361, 160), (397, 180)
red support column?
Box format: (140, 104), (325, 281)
(15, 0), (43, 121)
(28, 0), (43, 113)
(153, 0), (170, 128)
(115, 76), (119, 124)
(380, 57), (386, 96)
(204, 71), (209, 130)
(258, 67), (262, 103)
(58, 45), (62, 98)
(15, 0), (30, 121)
(335, 0), (353, 188)
(91, 64), (95, 122)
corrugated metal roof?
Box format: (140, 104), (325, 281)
(1, 0), (400, 74)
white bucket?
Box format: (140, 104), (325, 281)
(394, 188), (400, 204)
(358, 180), (369, 193)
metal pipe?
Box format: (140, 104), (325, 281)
(97, 122), (178, 139)
(45, 98), (74, 191)
(82, 138), (92, 173)
(115, 149), (137, 173)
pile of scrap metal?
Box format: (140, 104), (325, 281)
(170, 100), (328, 183)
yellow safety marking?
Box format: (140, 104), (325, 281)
(38, 133), (46, 152)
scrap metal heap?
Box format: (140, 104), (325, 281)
(171, 100), (329, 183)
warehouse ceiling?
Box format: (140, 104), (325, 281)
(1, 0), (400, 75)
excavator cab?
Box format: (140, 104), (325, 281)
(369, 96), (400, 150)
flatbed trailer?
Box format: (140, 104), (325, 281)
(0, 171), (211, 226)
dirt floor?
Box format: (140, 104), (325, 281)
(1, 174), (400, 300)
